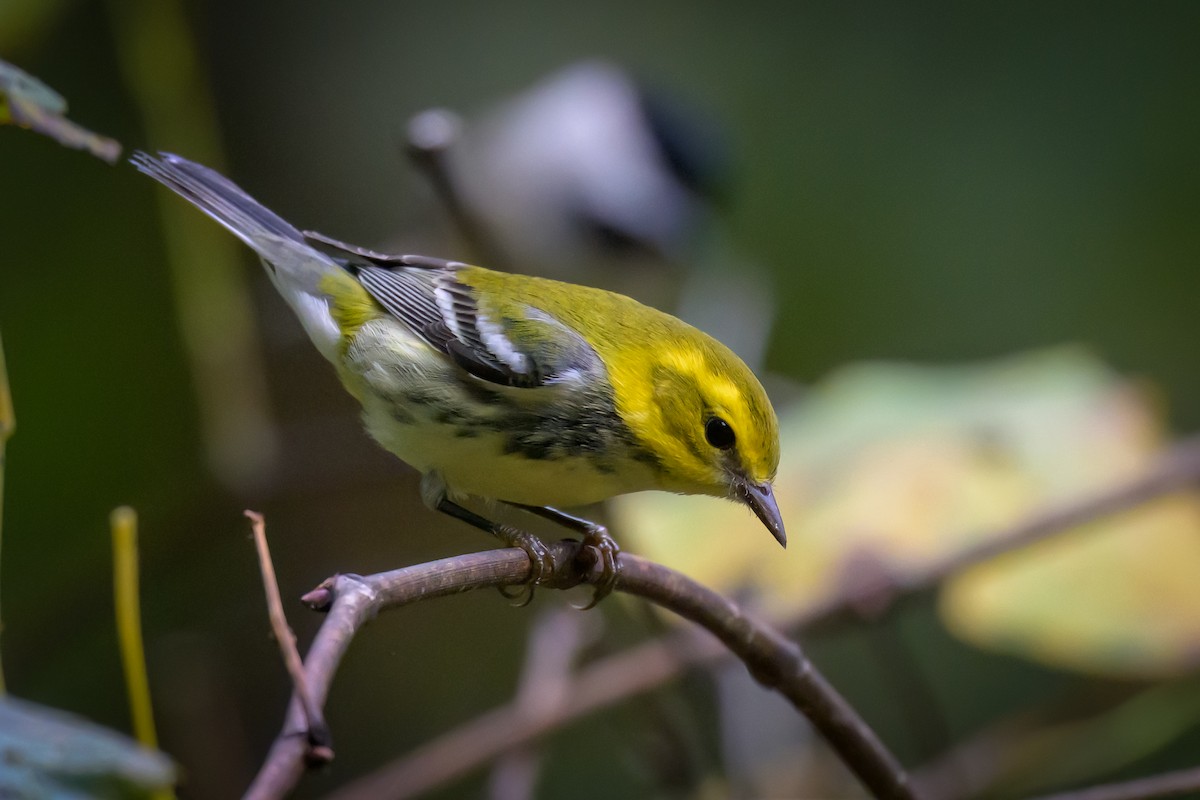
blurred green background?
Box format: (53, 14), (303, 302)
(2, 2), (1200, 798)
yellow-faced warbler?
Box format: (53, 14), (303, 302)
(133, 152), (784, 601)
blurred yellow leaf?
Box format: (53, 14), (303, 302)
(942, 490), (1200, 677)
(613, 346), (1200, 676)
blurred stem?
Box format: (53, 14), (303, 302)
(1033, 765), (1200, 800)
(913, 678), (1200, 799)
(111, 506), (173, 800)
(1006, 679), (1200, 797)
(109, 0), (278, 491)
(0, 330), (13, 695)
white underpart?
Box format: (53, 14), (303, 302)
(475, 312), (529, 375)
(266, 269), (342, 363)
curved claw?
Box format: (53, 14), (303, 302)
(575, 526), (621, 610)
(498, 582), (536, 607)
(495, 524), (555, 606)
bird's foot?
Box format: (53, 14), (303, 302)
(574, 524), (620, 610)
(494, 524), (555, 606)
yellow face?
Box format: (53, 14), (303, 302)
(612, 338), (785, 546)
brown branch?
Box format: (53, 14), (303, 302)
(244, 548), (568, 800)
(1029, 766), (1200, 800)
(243, 543), (917, 800)
(620, 555), (914, 799)
(245, 511), (330, 760)
(339, 434), (1200, 798)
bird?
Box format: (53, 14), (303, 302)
(132, 152), (784, 603)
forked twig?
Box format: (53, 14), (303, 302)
(244, 544), (917, 800)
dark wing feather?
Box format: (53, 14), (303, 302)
(303, 230), (558, 388)
(353, 267), (444, 340)
(304, 230), (454, 270)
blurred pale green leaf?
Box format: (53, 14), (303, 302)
(614, 346), (1200, 676)
(0, 696), (175, 799)
(0, 59), (120, 163)
(941, 479), (1200, 678)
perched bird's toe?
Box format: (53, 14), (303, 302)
(576, 526), (620, 609)
(495, 524), (555, 606)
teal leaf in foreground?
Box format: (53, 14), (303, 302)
(0, 697), (175, 799)
(0, 59), (121, 163)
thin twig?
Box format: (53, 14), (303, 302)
(244, 549), (550, 800)
(345, 434), (1200, 797)
(244, 544), (917, 800)
(1029, 766), (1200, 800)
(244, 510), (331, 761)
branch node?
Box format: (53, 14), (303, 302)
(304, 743), (336, 768)
(301, 584), (334, 611)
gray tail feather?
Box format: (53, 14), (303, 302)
(131, 151), (304, 246)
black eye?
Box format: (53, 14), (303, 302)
(704, 417), (736, 450)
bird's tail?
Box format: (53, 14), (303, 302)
(132, 151), (347, 360)
(132, 151), (305, 248)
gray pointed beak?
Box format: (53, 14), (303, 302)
(735, 479), (786, 548)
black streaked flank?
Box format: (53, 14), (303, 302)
(382, 381), (660, 471)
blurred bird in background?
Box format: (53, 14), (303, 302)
(406, 60), (778, 372)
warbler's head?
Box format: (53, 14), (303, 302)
(619, 339), (785, 547)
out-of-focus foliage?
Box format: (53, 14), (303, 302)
(0, 59), (120, 162)
(615, 347), (1200, 677)
(943, 492), (1200, 678)
(0, 696), (175, 799)
(0, 0), (73, 54)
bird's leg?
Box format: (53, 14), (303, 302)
(434, 497), (555, 602)
(507, 504), (620, 608)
